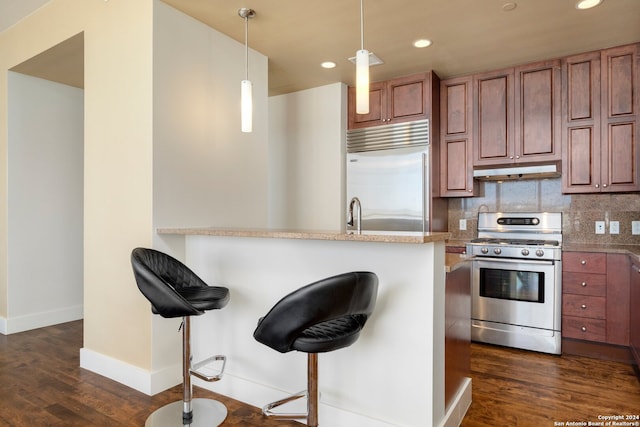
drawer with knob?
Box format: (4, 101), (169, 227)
(562, 316), (606, 341)
(563, 252), (606, 274)
(562, 272), (606, 296)
(562, 294), (605, 319)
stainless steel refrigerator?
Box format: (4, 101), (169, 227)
(346, 119), (447, 233)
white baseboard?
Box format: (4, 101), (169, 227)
(77, 351), (472, 427)
(79, 347), (181, 396)
(439, 378), (472, 427)
(1, 305), (83, 335)
(195, 373), (403, 427)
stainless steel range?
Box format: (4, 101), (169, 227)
(466, 212), (563, 354)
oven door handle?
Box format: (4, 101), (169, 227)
(471, 257), (555, 266)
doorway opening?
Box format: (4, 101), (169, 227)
(5, 32), (84, 334)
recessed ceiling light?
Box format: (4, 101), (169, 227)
(576, 0), (603, 9)
(502, 2), (517, 12)
(321, 61), (337, 69)
(413, 39), (432, 48)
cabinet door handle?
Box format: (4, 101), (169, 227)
(581, 304), (587, 309)
(603, 183), (608, 188)
(595, 184), (600, 188)
(581, 282), (587, 287)
(581, 326), (587, 332)
(581, 260), (587, 265)
(516, 155), (520, 159)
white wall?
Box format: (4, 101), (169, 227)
(153, 1), (269, 232)
(136, 1), (270, 387)
(268, 83), (346, 230)
(6, 72), (83, 333)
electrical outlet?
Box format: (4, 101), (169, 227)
(595, 221), (605, 234)
(610, 221), (619, 234)
(633, 221), (640, 235)
(459, 219), (467, 231)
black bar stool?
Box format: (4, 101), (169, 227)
(131, 247), (230, 427)
(253, 271), (378, 427)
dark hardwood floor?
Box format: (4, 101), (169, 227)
(1, 320), (639, 426)
(0, 321), (298, 426)
(462, 342), (640, 427)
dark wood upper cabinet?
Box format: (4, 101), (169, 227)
(562, 43), (639, 193)
(440, 76), (477, 197)
(348, 43), (639, 196)
(514, 60), (562, 163)
(348, 73), (432, 129)
(473, 61), (561, 167)
(600, 44), (639, 192)
(473, 68), (514, 166)
(561, 51), (601, 192)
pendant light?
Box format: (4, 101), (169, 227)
(355, 0), (369, 114)
(239, 8), (255, 133)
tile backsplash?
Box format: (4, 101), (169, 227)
(448, 178), (640, 245)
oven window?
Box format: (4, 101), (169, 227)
(479, 268), (545, 303)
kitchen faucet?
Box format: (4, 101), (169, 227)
(347, 197), (362, 234)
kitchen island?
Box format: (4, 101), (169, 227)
(156, 227), (470, 427)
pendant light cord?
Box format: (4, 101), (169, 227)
(244, 15), (249, 81)
(360, 0), (364, 50)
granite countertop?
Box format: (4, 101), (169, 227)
(445, 252), (471, 273)
(562, 243), (640, 263)
(157, 227), (451, 244)
(444, 239), (640, 267)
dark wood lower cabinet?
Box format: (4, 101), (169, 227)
(631, 260), (640, 367)
(562, 252), (630, 347)
(445, 260), (471, 410)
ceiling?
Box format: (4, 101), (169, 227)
(0, 0), (49, 33)
(4, 0), (640, 95)
(164, 0), (640, 95)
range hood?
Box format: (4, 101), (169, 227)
(473, 163), (561, 181)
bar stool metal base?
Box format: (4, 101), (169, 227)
(145, 398), (227, 427)
(262, 353), (319, 427)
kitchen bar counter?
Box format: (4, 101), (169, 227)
(155, 227), (470, 427)
(157, 226), (450, 244)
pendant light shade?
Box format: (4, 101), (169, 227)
(355, 0), (369, 114)
(356, 49), (369, 114)
(241, 79), (253, 133)
(239, 8), (255, 133)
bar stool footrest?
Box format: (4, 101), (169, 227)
(190, 354), (226, 382)
(262, 389), (309, 420)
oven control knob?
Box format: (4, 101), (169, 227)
(493, 248), (502, 255)
(481, 247), (489, 254)
(521, 248), (530, 256)
(535, 249), (545, 257)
